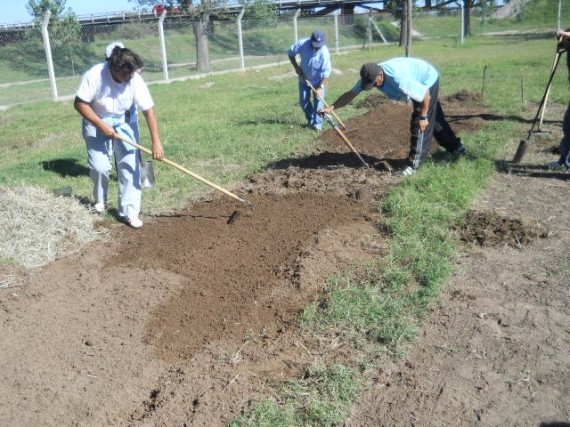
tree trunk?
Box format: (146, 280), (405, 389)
(463, 0), (471, 37)
(405, 0), (413, 57)
(193, 12), (211, 72)
(399, 7), (407, 47)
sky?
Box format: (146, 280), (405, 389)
(3, 0), (137, 25)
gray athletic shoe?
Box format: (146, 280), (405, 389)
(548, 160), (566, 170)
(394, 166), (416, 177)
(455, 143), (466, 155)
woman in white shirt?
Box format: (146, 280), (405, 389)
(74, 46), (164, 229)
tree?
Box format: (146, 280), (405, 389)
(386, 0), (417, 50)
(25, 0), (80, 50)
(406, 0), (414, 57)
(132, 0), (228, 72)
(24, 0), (83, 76)
(462, 0), (489, 38)
(26, 0), (68, 19)
(26, 0), (80, 43)
(463, 0), (472, 37)
(238, 0), (277, 30)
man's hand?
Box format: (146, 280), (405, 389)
(288, 56), (305, 79)
(318, 106), (334, 116)
(557, 30), (570, 51)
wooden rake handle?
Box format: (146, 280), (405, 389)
(305, 79), (347, 131)
(323, 114), (370, 169)
(114, 133), (250, 205)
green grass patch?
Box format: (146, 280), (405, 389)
(229, 363), (362, 427)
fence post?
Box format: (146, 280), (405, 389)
(293, 9), (300, 43)
(362, 11), (373, 49)
(334, 12), (340, 54)
(41, 11), (58, 100)
(158, 10), (169, 81)
(237, 8), (245, 70)
(459, 1), (464, 44)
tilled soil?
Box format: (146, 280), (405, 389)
(0, 93), (568, 427)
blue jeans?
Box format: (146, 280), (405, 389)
(298, 80), (325, 130)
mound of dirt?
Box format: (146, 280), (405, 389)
(456, 210), (549, 248)
(443, 89), (485, 104)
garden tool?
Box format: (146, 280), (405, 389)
(537, 35), (568, 132)
(305, 79), (347, 130)
(114, 133), (250, 206)
(139, 151), (156, 189)
(323, 113), (370, 168)
(513, 41), (566, 163)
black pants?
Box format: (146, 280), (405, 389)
(409, 79), (461, 169)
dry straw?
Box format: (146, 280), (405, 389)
(0, 187), (106, 269)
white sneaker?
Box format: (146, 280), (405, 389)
(126, 216), (143, 229)
(93, 201), (106, 213)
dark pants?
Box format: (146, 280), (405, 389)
(409, 79), (462, 169)
(557, 101), (570, 166)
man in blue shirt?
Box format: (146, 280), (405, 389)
(288, 30), (332, 131)
(320, 57), (466, 176)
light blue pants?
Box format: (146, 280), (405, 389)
(83, 119), (142, 220)
(298, 80), (325, 130)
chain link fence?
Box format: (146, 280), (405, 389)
(0, 9), (392, 108)
(0, 2), (555, 108)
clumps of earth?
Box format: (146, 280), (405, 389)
(443, 89), (485, 104)
(456, 210), (549, 248)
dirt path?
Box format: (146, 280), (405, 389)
(0, 94), (568, 426)
(347, 172), (570, 426)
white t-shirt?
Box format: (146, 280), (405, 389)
(76, 62), (154, 120)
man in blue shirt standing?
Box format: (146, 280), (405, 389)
(320, 58), (466, 176)
(288, 30), (332, 131)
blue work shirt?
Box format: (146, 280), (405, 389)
(352, 57), (439, 103)
(288, 38), (332, 87)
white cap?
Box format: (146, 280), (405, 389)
(105, 41), (125, 59)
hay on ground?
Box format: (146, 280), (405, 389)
(0, 187), (106, 269)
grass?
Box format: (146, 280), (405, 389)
(229, 363), (362, 427)
(1, 3), (569, 424)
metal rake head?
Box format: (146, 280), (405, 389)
(323, 113), (337, 128)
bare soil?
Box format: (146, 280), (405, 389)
(1, 93), (569, 427)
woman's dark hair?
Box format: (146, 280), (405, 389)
(108, 46), (144, 73)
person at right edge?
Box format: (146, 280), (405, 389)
(320, 57), (466, 176)
(549, 29), (570, 170)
